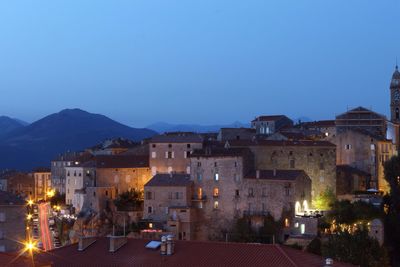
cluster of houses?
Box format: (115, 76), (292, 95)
(0, 66), (399, 254)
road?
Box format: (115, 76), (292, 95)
(39, 203), (53, 251)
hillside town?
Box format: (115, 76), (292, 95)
(0, 67), (399, 266)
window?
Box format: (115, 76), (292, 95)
(105, 190), (108, 196)
(152, 144), (156, 148)
(197, 173), (202, 181)
(234, 173), (240, 182)
(248, 188), (254, 197)
(168, 144), (172, 148)
(213, 188), (219, 197)
(197, 162), (201, 167)
(185, 151), (191, 158)
(289, 159), (295, 169)
(284, 218), (290, 228)
(214, 201), (219, 209)
(284, 184), (291, 196)
(319, 162), (324, 170)
(175, 192), (183, 199)
(151, 152), (156, 158)
(214, 162), (217, 167)
(214, 173), (219, 181)
(166, 151), (173, 159)
(234, 162), (238, 167)
(235, 189), (240, 197)
(186, 166), (191, 174)
(294, 222), (299, 228)
(146, 191), (153, 200)
(93, 191), (96, 197)
(300, 224), (305, 234)
(74, 171), (77, 177)
(187, 144), (191, 148)
(197, 188), (203, 199)
(262, 187), (267, 197)
(345, 144), (352, 150)
(148, 206), (153, 214)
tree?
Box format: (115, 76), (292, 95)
(113, 189), (143, 211)
(230, 217), (256, 243)
(383, 155), (400, 265)
(322, 229), (390, 267)
(307, 237), (322, 255)
(314, 186), (336, 210)
(50, 191), (65, 206)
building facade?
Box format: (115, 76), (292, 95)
(251, 115), (293, 135)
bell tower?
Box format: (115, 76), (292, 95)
(390, 65), (400, 123)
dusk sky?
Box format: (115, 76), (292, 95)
(0, 1), (399, 127)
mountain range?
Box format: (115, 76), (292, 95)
(0, 109), (156, 170)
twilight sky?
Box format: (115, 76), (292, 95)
(0, 1), (399, 127)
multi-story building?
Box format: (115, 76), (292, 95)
(33, 168), (52, 201)
(95, 155), (152, 196)
(251, 115), (293, 135)
(226, 139), (336, 204)
(334, 128), (396, 192)
(149, 132), (203, 175)
(217, 128), (256, 141)
(0, 191), (26, 252)
(0, 171), (34, 199)
(143, 174), (194, 240)
(188, 147), (311, 240)
(335, 106), (387, 138)
(336, 165), (370, 196)
(51, 152), (89, 195)
(65, 162), (96, 208)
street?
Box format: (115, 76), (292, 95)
(39, 203), (53, 251)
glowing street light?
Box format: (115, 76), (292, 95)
(46, 190), (55, 198)
(27, 214), (32, 220)
(27, 199), (34, 206)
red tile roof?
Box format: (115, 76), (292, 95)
(0, 252), (49, 267)
(34, 238), (355, 267)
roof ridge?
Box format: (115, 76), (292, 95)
(275, 245), (299, 267)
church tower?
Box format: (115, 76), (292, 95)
(390, 65), (400, 123)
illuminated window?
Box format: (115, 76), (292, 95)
(197, 188), (203, 199)
(214, 173), (219, 181)
(149, 223), (153, 228)
(294, 222), (299, 228)
(151, 152), (156, 158)
(285, 218), (290, 228)
(213, 188), (219, 197)
(300, 224), (305, 234)
(214, 201), (219, 209)
(197, 173), (202, 181)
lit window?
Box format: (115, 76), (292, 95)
(285, 218), (290, 228)
(149, 223), (153, 228)
(197, 188), (203, 199)
(214, 173), (219, 181)
(151, 152), (156, 158)
(300, 224), (305, 234)
(197, 173), (202, 181)
(213, 188), (219, 197)
(294, 222), (299, 228)
(214, 201), (219, 209)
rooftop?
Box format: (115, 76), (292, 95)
(251, 115), (291, 122)
(226, 139), (335, 148)
(150, 132), (203, 143)
(145, 173), (192, 187)
(33, 238), (355, 267)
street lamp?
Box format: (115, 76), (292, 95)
(46, 190), (55, 198)
(27, 214), (32, 220)
(27, 199), (34, 206)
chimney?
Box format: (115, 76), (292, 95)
(78, 236), (97, 251)
(323, 258), (333, 267)
(256, 170), (260, 179)
(109, 235), (128, 253)
(273, 169), (277, 177)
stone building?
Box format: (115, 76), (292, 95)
(335, 106), (387, 138)
(87, 138), (139, 156)
(298, 120), (336, 141)
(251, 115), (293, 135)
(81, 186), (116, 215)
(334, 129), (396, 192)
(149, 132), (203, 175)
(143, 174), (194, 240)
(95, 155), (152, 196)
(0, 171), (34, 199)
(336, 165), (370, 195)
(33, 168), (51, 201)
(217, 128), (256, 141)
(226, 139), (336, 204)
(0, 191), (26, 252)
(188, 147), (311, 240)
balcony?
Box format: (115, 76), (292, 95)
(243, 210), (270, 217)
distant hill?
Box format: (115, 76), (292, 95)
(0, 116), (26, 137)
(147, 121), (250, 134)
(0, 109), (156, 170)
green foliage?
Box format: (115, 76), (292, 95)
(322, 229), (390, 267)
(306, 237), (322, 255)
(113, 189), (143, 211)
(383, 155), (400, 265)
(328, 200), (382, 225)
(314, 187), (336, 210)
(230, 214), (281, 244)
